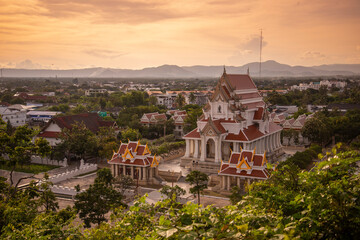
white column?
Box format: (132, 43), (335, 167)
(215, 138), (219, 162)
(227, 176), (231, 190)
(194, 140), (199, 158)
(185, 139), (190, 157)
(278, 132), (282, 148)
(200, 137), (206, 161)
(237, 177), (240, 187)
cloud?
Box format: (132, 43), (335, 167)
(241, 35), (268, 52)
(15, 59), (43, 69)
(84, 49), (127, 59)
(36, 0), (187, 24)
(301, 51), (326, 60)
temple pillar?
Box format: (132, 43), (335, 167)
(200, 137), (206, 161)
(194, 140), (199, 158)
(144, 167), (148, 180)
(237, 177), (240, 187)
(215, 138), (219, 162)
(123, 165), (126, 175)
(131, 166), (134, 179)
(278, 132), (282, 148)
(185, 139), (190, 157)
(221, 176), (225, 190)
(234, 142), (238, 152)
(150, 168), (153, 179)
(227, 176), (231, 191)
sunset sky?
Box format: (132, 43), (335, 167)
(0, 0), (359, 69)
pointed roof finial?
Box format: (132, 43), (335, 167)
(223, 65), (226, 75)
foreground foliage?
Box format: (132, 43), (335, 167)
(1, 149), (359, 239)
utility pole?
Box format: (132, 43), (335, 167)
(259, 29), (263, 78)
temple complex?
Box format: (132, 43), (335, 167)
(108, 140), (160, 184)
(182, 70), (283, 174)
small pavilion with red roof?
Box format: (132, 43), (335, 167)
(182, 69), (283, 175)
(218, 147), (270, 191)
(108, 140), (160, 184)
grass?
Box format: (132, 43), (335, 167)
(0, 163), (59, 174)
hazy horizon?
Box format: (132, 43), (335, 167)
(1, 0), (359, 70)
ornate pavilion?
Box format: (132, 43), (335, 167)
(108, 140), (160, 184)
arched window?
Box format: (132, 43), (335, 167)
(218, 105), (221, 113)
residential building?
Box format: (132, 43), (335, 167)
(85, 89), (108, 96)
(0, 106), (26, 127)
(27, 110), (62, 123)
(140, 112), (167, 127)
(167, 110), (187, 139)
(36, 113), (117, 146)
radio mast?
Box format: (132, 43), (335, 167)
(259, 29), (262, 78)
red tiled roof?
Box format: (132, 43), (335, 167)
(242, 101), (265, 110)
(183, 128), (201, 139)
(51, 113), (115, 133)
(253, 107), (264, 120)
(253, 155), (264, 167)
(225, 131), (248, 141)
(219, 164), (269, 179)
(226, 74), (257, 90)
(118, 144), (127, 154)
(236, 92), (261, 100)
(240, 151), (253, 162)
(127, 142), (138, 151)
(212, 119), (227, 133)
(136, 145), (145, 155)
(243, 125), (264, 141)
(229, 153), (240, 164)
(269, 122), (282, 133)
(37, 131), (60, 138)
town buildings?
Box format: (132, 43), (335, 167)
(140, 112), (167, 127)
(290, 80), (347, 91)
(182, 70), (283, 176)
(0, 105), (26, 127)
(108, 140), (160, 184)
(85, 89), (108, 96)
(167, 110), (187, 139)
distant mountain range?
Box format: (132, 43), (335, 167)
(1, 60), (360, 78)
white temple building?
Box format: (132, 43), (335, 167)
(181, 70), (283, 174)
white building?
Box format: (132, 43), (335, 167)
(0, 106), (26, 127)
(85, 89), (108, 96)
(181, 70), (283, 175)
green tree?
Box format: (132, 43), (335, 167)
(185, 170), (208, 205)
(37, 173), (59, 213)
(113, 175), (134, 196)
(160, 185), (186, 203)
(175, 94), (186, 109)
(74, 168), (125, 227)
(302, 113), (332, 146)
(121, 128), (141, 142)
(58, 122), (98, 159)
(189, 92), (196, 104)
(184, 107), (203, 133)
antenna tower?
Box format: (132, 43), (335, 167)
(259, 29), (262, 78)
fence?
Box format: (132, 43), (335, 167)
(31, 155), (68, 167)
(50, 185), (84, 196)
(47, 161), (97, 184)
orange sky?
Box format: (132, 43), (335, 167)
(0, 0), (359, 69)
